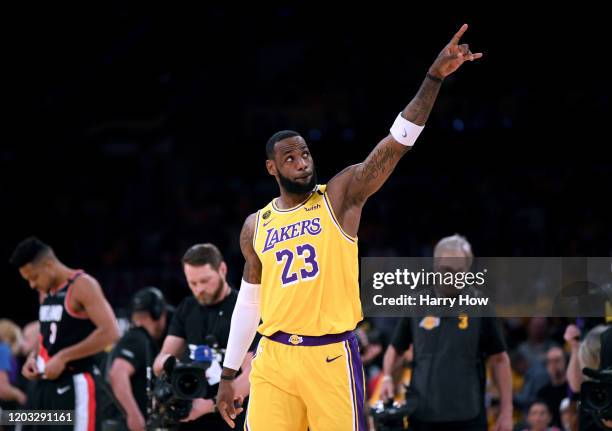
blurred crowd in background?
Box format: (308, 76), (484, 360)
(1, 312), (609, 431)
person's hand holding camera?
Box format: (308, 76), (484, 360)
(180, 398), (215, 422)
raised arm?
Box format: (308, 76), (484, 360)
(327, 24), (482, 237)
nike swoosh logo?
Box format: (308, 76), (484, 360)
(402, 129), (407, 138)
(326, 355), (342, 363)
(263, 219), (274, 227)
(57, 385), (71, 395)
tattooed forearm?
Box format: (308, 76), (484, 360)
(402, 75), (442, 126)
(354, 144), (406, 183)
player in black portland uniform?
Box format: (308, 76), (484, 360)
(38, 271), (96, 374)
(10, 237), (119, 431)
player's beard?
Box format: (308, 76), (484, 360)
(278, 169), (317, 195)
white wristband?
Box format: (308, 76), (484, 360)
(390, 112), (424, 147)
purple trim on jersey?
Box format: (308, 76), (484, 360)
(252, 211), (259, 250)
(347, 335), (366, 431)
(321, 192), (356, 243)
(266, 330), (353, 346)
(343, 341), (358, 430)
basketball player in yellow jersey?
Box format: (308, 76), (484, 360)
(217, 25), (483, 430)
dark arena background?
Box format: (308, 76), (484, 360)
(1, 3), (610, 430)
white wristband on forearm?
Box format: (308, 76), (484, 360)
(390, 112), (424, 147)
(223, 279), (261, 371)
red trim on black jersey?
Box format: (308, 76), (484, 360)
(38, 334), (50, 363)
(85, 372), (96, 431)
(64, 271), (89, 319)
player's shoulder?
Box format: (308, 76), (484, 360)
(74, 272), (99, 287)
(244, 211), (259, 227)
(241, 212), (259, 244)
(70, 272), (102, 296)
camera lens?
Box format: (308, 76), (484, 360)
(588, 387), (611, 409)
(177, 373), (200, 396)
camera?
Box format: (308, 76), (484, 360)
(147, 344), (218, 431)
(371, 399), (414, 431)
(580, 367), (612, 430)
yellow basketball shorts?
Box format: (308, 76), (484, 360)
(245, 330), (366, 431)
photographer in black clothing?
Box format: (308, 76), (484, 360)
(108, 287), (169, 431)
(153, 244), (255, 430)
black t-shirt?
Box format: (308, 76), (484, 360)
(391, 316), (506, 356)
(112, 327), (158, 417)
(167, 290), (258, 431)
(391, 316), (506, 426)
(169, 292), (237, 355)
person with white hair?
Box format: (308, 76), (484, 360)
(380, 235), (513, 431)
(564, 323), (608, 393)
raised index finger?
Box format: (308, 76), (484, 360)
(450, 24), (469, 45)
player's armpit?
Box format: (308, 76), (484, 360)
(326, 138), (408, 236)
(240, 212), (262, 284)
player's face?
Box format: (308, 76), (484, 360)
(183, 262), (227, 305)
(267, 136), (317, 194)
(19, 260), (55, 293)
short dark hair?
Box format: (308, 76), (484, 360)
(181, 243), (224, 270)
(9, 237), (53, 267)
(266, 130), (300, 159)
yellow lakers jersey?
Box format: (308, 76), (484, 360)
(253, 184), (363, 336)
